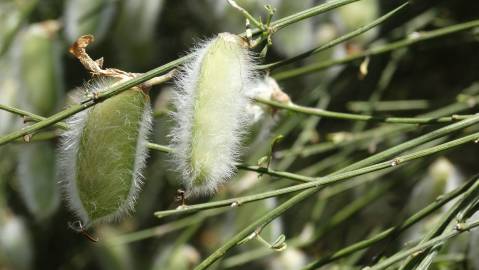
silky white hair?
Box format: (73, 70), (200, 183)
(169, 33), (257, 196)
(58, 78), (152, 226)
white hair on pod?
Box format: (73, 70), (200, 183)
(58, 77), (152, 226)
(170, 33), (257, 196)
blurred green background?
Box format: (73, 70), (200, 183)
(1, 0), (479, 269)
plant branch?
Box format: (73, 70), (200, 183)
(193, 112), (479, 269)
(255, 97), (473, 124)
(365, 219), (479, 270)
(261, 2), (409, 70)
(273, 19), (479, 81)
(156, 128), (479, 220)
(303, 174), (479, 269)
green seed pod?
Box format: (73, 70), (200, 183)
(60, 78), (152, 226)
(0, 57), (19, 135)
(15, 20), (64, 116)
(171, 32), (256, 196)
(113, 0), (164, 68)
(0, 212), (33, 270)
(14, 21), (63, 221)
(64, 0), (116, 44)
(18, 142), (60, 221)
(0, 0), (35, 54)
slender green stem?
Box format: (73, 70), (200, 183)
(156, 129), (479, 220)
(266, 0), (361, 32)
(110, 208), (227, 245)
(0, 105), (317, 184)
(0, 104), (68, 130)
(276, 88), (479, 159)
(0, 0), (368, 147)
(194, 113), (479, 269)
(255, 97), (473, 124)
(261, 2), (409, 70)
(227, 0), (263, 30)
(347, 100), (430, 112)
(397, 172), (479, 270)
(302, 174), (479, 269)
(273, 19), (479, 81)
(369, 219), (479, 270)
(0, 68), (180, 146)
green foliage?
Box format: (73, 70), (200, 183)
(1, 0), (479, 270)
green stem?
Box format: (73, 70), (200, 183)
(347, 100), (431, 112)
(255, 97), (474, 124)
(227, 0), (263, 30)
(303, 174), (479, 269)
(261, 2), (409, 70)
(156, 128), (479, 220)
(397, 173), (479, 269)
(273, 19), (479, 81)
(194, 113), (479, 269)
(266, 0), (361, 32)
(369, 220), (479, 270)
(0, 66), (181, 146)
(110, 208), (227, 245)
(0, 0), (367, 147)
(0, 104), (68, 130)
(276, 88), (479, 159)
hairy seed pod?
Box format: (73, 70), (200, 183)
(59, 78), (152, 226)
(113, 0), (164, 68)
(63, 0), (116, 44)
(0, 58), (18, 135)
(15, 20), (64, 116)
(14, 21), (63, 221)
(171, 32), (256, 196)
(0, 0), (34, 54)
(18, 142), (60, 221)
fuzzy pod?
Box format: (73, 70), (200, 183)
(0, 57), (19, 135)
(0, 0), (34, 54)
(14, 21), (63, 221)
(171, 32), (256, 196)
(113, 0), (164, 69)
(18, 142), (60, 221)
(114, 0), (164, 43)
(63, 0), (116, 44)
(15, 21), (64, 116)
(59, 78), (152, 226)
